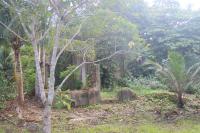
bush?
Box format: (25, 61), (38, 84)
(74, 80), (83, 90)
(185, 84), (200, 94)
(127, 59), (154, 78)
(117, 77), (131, 87)
(100, 63), (117, 89)
(131, 77), (167, 90)
(21, 45), (35, 94)
(0, 73), (16, 109)
(53, 90), (73, 110)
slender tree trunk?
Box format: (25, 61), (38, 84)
(43, 22), (61, 133)
(45, 62), (49, 89)
(12, 37), (24, 106)
(32, 41), (46, 105)
(35, 75), (39, 98)
(43, 65), (56, 133)
(12, 37), (24, 120)
(43, 104), (51, 133)
(14, 51), (24, 105)
(41, 46), (46, 88)
(177, 91), (184, 108)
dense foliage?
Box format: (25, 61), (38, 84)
(1, 0), (200, 132)
(1, 0), (200, 103)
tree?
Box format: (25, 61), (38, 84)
(0, 42), (15, 107)
(11, 37), (24, 106)
(139, 0), (200, 66)
(1, 0), (126, 132)
(146, 51), (200, 108)
(0, 2), (25, 106)
(80, 2), (146, 87)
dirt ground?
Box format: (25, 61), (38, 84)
(1, 92), (200, 133)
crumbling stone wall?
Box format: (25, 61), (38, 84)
(70, 88), (100, 107)
(117, 88), (137, 102)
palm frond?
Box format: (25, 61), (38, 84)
(187, 62), (200, 75)
(144, 59), (163, 70)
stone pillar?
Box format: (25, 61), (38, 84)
(95, 64), (101, 90)
(81, 63), (87, 88)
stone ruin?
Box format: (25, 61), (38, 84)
(70, 88), (101, 107)
(70, 64), (101, 107)
(117, 88), (137, 102)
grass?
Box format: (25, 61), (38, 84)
(129, 84), (168, 96)
(101, 85), (168, 100)
(132, 87), (168, 96)
(0, 125), (30, 133)
(67, 86), (200, 133)
(69, 124), (134, 133)
(69, 119), (200, 133)
(101, 91), (117, 99)
(1, 86), (200, 133)
(0, 129), (4, 133)
(2, 119), (200, 133)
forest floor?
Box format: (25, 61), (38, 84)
(1, 89), (200, 133)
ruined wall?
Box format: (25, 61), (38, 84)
(70, 88), (101, 107)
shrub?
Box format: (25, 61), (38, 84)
(185, 84), (200, 94)
(0, 72), (16, 109)
(53, 90), (73, 110)
(74, 80), (83, 90)
(131, 77), (167, 90)
(21, 45), (35, 94)
(100, 63), (117, 89)
(117, 77), (132, 87)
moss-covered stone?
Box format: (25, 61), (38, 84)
(117, 88), (137, 102)
(70, 88), (101, 107)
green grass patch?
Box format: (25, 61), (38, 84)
(101, 86), (168, 100)
(69, 120), (200, 133)
(0, 125), (30, 133)
(130, 86), (168, 96)
(101, 87), (168, 100)
(101, 91), (117, 99)
(69, 124), (135, 133)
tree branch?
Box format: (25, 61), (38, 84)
(56, 50), (127, 90)
(37, 25), (52, 43)
(62, 0), (88, 19)
(0, 21), (28, 42)
(56, 24), (82, 61)
(57, 62), (84, 91)
(85, 50), (126, 64)
(49, 0), (61, 16)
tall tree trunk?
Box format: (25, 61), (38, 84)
(12, 37), (24, 106)
(41, 45), (46, 88)
(43, 104), (51, 133)
(12, 37), (24, 120)
(35, 75), (40, 99)
(43, 62), (56, 133)
(32, 41), (46, 105)
(43, 22), (61, 133)
(177, 90), (184, 108)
